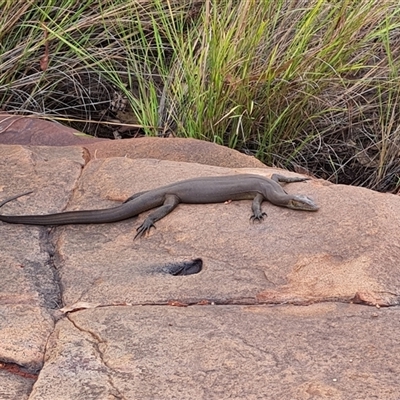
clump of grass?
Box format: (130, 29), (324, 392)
(0, 0), (399, 192)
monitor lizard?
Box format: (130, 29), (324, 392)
(0, 174), (319, 238)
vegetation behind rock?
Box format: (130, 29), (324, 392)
(0, 0), (399, 192)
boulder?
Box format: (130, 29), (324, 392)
(0, 144), (399, 399)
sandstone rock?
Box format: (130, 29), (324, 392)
(39, 157), (398, 308)
(0, 146), (85, 372)
(0, 369), (34, 400)
(84, 136), (265, 169)
(29, 304), (400, 400)
(0, 115), (264, 168)
(0, 114), (103, 146)
(0, 144), (399, 398)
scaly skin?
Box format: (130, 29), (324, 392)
(0, 174), (319, 238)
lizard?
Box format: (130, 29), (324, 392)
(0, 174), (319, 238)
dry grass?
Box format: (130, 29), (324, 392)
(0, 0), (399, 192)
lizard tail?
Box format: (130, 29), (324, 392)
(0, 191), (34, 209)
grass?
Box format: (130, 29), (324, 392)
(0, 0), (399, 192)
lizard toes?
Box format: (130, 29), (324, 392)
(250, 212), (267, 223)
(134, 221), (156, 239)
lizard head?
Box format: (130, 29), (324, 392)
(286, 195), (319, 211)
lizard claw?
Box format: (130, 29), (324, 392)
(250, 212), (267, 223)
(134, 220), (156, 239)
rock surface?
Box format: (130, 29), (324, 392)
(0, 114), (104, 146)
(0, 114), (264, 168)
(0, 139), (399, 399)
(29, 304), (400, 400)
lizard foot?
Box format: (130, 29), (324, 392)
(250, 212), (267, 223)
(134, 220), (156, 239)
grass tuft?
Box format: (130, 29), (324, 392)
(0, 0), (399, 192)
